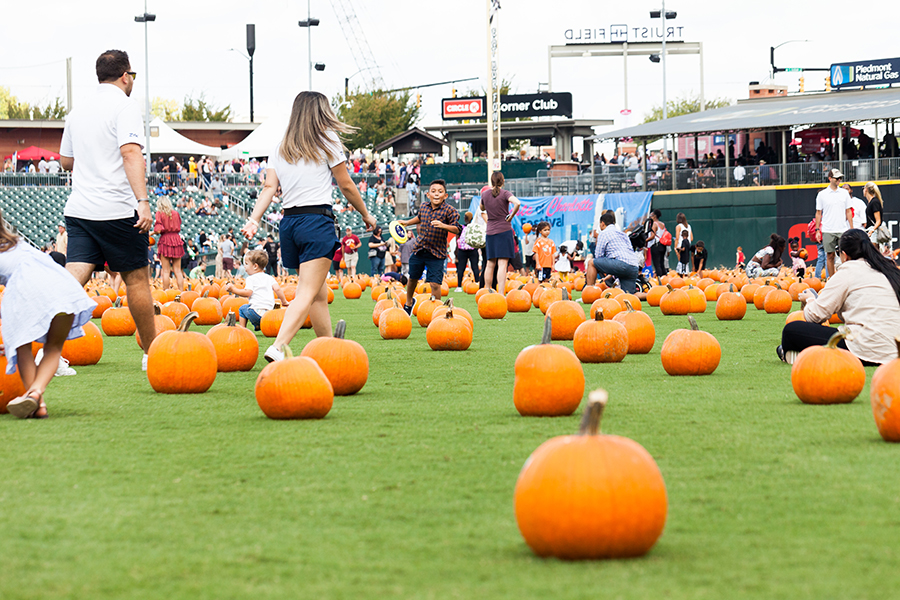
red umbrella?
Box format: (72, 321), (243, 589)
(3, 145), (60, 161)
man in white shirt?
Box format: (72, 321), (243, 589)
(814, 168), (853, 277)
(38, 157), (48, 174)
(733, 162), (746, 185)
(843, 183), (867, 230)
(47, 158), (60, 174)
(59, 49), (157, 368)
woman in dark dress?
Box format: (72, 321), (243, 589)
(480, 171), (521, 293)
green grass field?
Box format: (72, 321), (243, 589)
(2, 290), (898, 600)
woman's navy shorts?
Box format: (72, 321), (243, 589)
(486, 229), (515, 260)
(279, 210), (340, 269)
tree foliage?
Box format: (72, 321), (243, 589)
(0, 87), (65, 120)
(180, 94), (232, 122)
(643, 93), (732, 123)
(332, 89), (420, 150)
(151, 97), (181, 121)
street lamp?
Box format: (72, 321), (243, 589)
(134, 1), (156, 176)
(298, 0), (321, 90)
(227, 24), (256, 122)
(344, 66), (377, 97)
(650, 2), (676, 158)
(770, 39), (810, 80)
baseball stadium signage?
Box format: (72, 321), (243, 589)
(831, 58), (900, 90)
(441, 93), (573, 120)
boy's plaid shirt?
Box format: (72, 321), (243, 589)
(412, 201), (459, 259)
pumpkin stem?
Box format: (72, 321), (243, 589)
(826, 326), (853, 349)
(594, 309), (604, 322)
(225, 312), (237, 327)
(153, 303), (162, 316)
(688, 315), (700, 331)
(334, 319), (347, 339)
(666, 283), (674, 292)
(178, 311), (200, 332)
(579, 389), (609, 436)
(541, 316), (553, 344)
(114, 297), (123, 308)
(175, 295), (182, 303)
(562, 288), (570, 301)
(623, 299), (634, 312)
(281, 344), (294, 359)
(203, 291), (210, 298)
(728, 284), (734, 293)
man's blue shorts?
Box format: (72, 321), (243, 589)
(408, 250), (445, 284)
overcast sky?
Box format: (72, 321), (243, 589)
(2, 0), (896, 139)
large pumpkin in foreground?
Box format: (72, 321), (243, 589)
(515, 389), (667, 559)
(301, 320), (369, 395)
(255, 346), (334, 419)
(513, 318), (584, 416)
(792, 327), (865, 405)
(871, 338), (900, 441)
(147, 311), (218, 394)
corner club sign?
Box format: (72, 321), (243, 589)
(442, 92), (573, 120)
(831, 58), (900, 90)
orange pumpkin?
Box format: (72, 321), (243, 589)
(426, 300), (473, 351)
(0, 355), (26, 413)
(715, 284), (747, 321)
(135, 304), (176, 350)
(791, 327), (865, 405)
(379, 300), (412, 339)
(659, 284), (690, 316)
(753, 283), (775, 310)
(660, 316), (721, 376)
(260, 302), (286, 337)
(785, 310), (806, 324)
(417, 296), (442, 327)
(343, 281), (362, 299)
(255, 346), (333, 419)
(506, 285), (533, 313)
(432, 302), (474, 331)
(179, 289), (200, 309)
(221, 295), (249, 318)
(301, 320), (369, 395)
(589, 298), (623, 321)
(580, 285), (603, 305)
(146, 312), (218, 394)
(100, 298), (136, 336)
(544, 288), (585, 341)
(91, 291), (113, 319)
(871, 337), (900, 442)
(573, 311), (628, 363)
(372, 292), (395, 327)
(192, 292), (223, 326)
(162, 297), (190, 328)
(538, 286), (563, 315)
(763, 283), (793, 314)
(613, 300), (655, 354)
(646, 285), (668, 307)
(514, 390), (667, 559)
(61, 321), (104, 366)
(478, 289), (508, 320)
(513, 319), (585, 416)
(684, 285), (707, 313)
(206, 312), (259, 372)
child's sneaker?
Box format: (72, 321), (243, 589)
(55, 357), (76, 377)
(455, 287), (463, 292)
(403, 304), (413, 316)
(142, 354), (148, 371)
(264, 344), (285, 362)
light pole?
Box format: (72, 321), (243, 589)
(650, 3), (676, 160)
(345, 66), (377, 98)
(134, 1), (156, 176)
(298, 0), (322, 90)
(228, 24), (256, 122)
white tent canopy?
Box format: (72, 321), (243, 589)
(147, 118), (222, 158)
(219, 114), (289, 161)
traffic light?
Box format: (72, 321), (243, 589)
(799, 76), (805, 92)
(451, 87), (457, 98)
(825, 76), (831, 91)
(416, 93), (421, 107)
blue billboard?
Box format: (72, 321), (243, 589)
(830, 58), (900, 89)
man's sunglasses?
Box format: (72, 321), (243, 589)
(126, 71), (137, 80)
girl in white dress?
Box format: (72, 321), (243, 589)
(0, 215), (96, 418)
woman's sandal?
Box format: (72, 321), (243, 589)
(7, 390), (46, 419)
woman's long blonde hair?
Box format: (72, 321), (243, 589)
(156, 196), (174, 216)
(0, 209), (19, 252)
(279, 91), (356, 165)
(865, 181), (883, 204)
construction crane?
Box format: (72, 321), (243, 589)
(331, 0), (385, 93)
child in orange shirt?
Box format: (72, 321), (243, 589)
(531, 221), (556, 281)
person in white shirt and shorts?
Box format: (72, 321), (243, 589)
(814, 168), (853, 278)
(59, 50), (158, 369)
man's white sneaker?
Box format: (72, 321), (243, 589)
(142, 354), (148, 371)
(455, 287), (463, 292)
(264, 344), (285, 362)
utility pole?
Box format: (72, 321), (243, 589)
(66, 57), (72, 114)
(246, 24), (255, 122)
(135, 2), (156, 176)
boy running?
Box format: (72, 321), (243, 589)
(400, 180), (460, 313)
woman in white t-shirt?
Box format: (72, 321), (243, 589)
(746, 233), (786, 279)
(241, 91), (376, 362)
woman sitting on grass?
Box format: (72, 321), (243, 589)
(778, 228), (900, 365)
(746, 234), (785, 279)
(0, 211), (96, 419)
